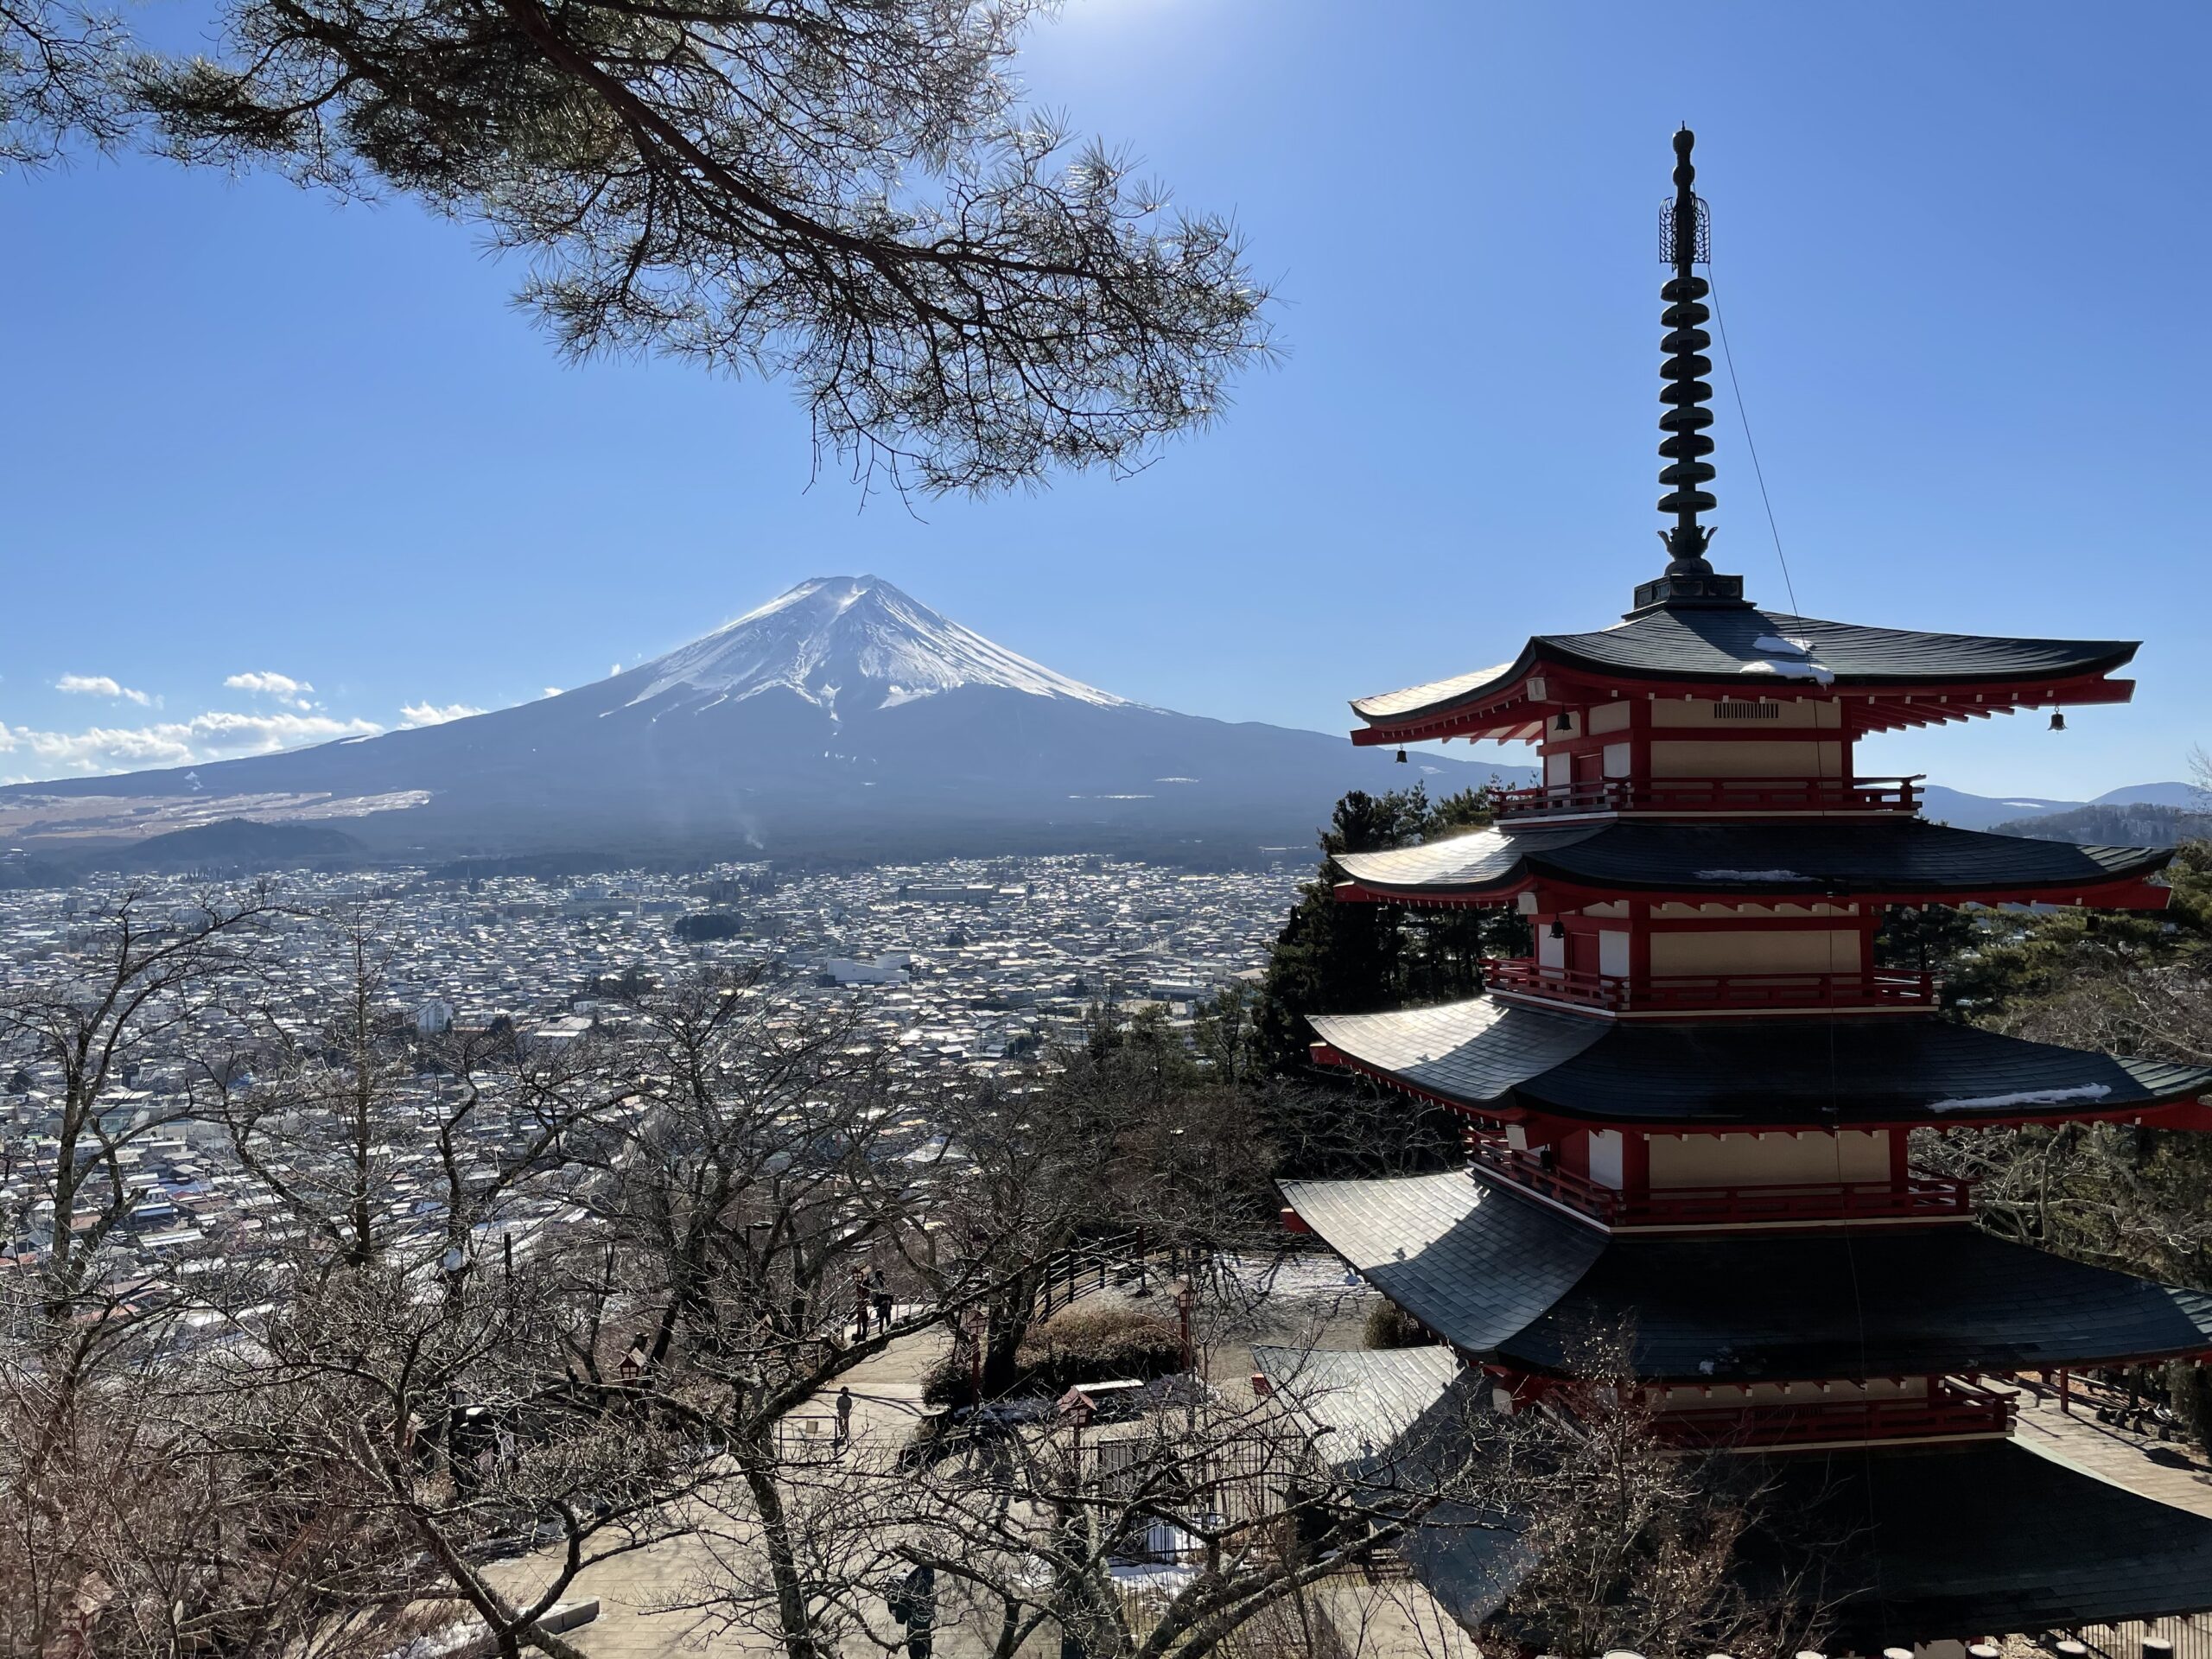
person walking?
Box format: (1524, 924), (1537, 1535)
(834, 1385), (855, 1451)
(869, 1265), (893, 1333)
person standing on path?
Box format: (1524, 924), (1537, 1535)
(870, 1265), (893, 1333)
(852, 1268), (872, 1341)
(835, 1385), (854, 1450)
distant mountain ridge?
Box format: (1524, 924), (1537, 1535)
(0, 576), (1529, 866)
(1922, 781), (2199, 833)
(1991, 801), (2212, 849)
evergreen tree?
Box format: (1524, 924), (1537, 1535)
(1253, 783), (1527, 1077)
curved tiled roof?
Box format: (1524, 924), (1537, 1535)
(1351, 606), (2138, 727)
(1278, 1172), (2212, 1381)
(1353, 662), (1518, 723)
(1759, 1440), (2212, 1642)
(1249, 1344), (1465, 1468)
(1333, 819), (2173, 900)
(1277, 1172), (1603, 1353)
(1308, 995), (2212, 1125)
(1393, 1434), (2212, 1645)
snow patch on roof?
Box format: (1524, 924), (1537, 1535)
(1927, 1084), (2113, 1114)
(1740, 658), (1836, 686)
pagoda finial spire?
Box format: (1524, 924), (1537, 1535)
(1658, 127), (1716, 570)
(1631, 128), (1745, 614)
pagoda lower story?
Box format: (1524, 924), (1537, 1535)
(1278, 127), (2212, 1652)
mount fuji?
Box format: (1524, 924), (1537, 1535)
(2, 576), (1527, 866)
(630, 576), (1134, 717)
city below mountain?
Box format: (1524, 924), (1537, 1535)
(0, 575), (2191, 877)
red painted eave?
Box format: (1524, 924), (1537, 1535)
(1350, 665), (2139, 747)
(1332, 876), (2174, 913)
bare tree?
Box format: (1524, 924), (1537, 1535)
(200, 904), (637, 1287)
(0, 886), (271, 1334)
(1476, 1351), (1820, 1659)
(0, 886), (285, 1654)
(130, 0), (1274, 493)
(1915, 942), (2212, 1289)
(196, 908), (416, 1273)
(562, 969), (1005, 1659)
(162, 1236), (704, 1659)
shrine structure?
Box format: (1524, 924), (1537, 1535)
(1275, 130), (2212, 1647)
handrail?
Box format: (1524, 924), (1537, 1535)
(1466, 1137), (1975, 1227)
(1656, 1380), (2016, 1448)
(1493, 775), (1923, 819)
(1483, 958), (1937, 1014)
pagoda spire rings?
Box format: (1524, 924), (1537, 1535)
(1657, 126), (1717, 573)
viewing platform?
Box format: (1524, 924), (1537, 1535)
(1491, 774), (1923, 821)
(1481, 957), (1937, 1016)
(1465, 1134), (1975, 1230)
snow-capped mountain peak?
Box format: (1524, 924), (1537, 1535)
(626, 575), (1130, 715)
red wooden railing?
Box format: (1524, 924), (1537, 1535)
(1482, 958), (1936, 1014)
(1465, 1137), (1974, 1228)
(1492, 775), (1922, 819)
(1656, 1377), (2017, 1449)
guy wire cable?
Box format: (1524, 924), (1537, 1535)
(1706, 266), (1802, 619)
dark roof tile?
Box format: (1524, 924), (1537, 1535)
(1280, 1172), (2212, 1379)
(1311, 996), (2212, 1125)
(1353, 606), (2137, 726)
(1335, 818), (2172, 899)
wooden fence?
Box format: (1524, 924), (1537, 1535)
(1034, 1231), (1212, 1319)
(2074, 1615), (2212, 1659)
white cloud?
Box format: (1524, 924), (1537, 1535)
(398, 702), (486, 728)
(0, 709), (382, 780)
(55, 673), (153, 707)
(225, 671), (315, 698)
(543, 687), (563, 698)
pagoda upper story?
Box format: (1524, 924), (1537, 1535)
(1348, 602), (2139, 797)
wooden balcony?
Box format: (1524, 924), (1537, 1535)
(1466, 1136), (1975, 1230)
(1656, 1377), (2018, 1450)
(1482, 958), (1937, 1015)
(1491, 774), (1922, 820)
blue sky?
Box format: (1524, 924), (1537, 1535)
(3, 0), (2206, 797)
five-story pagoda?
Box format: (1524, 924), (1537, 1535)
(1275, 130), (2212, 1648)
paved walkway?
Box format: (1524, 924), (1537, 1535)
(2013, 1380), (2212, 1519)
(488, 1327), (950, 1657)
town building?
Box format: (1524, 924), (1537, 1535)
(1278, 130), (2212, 1648)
